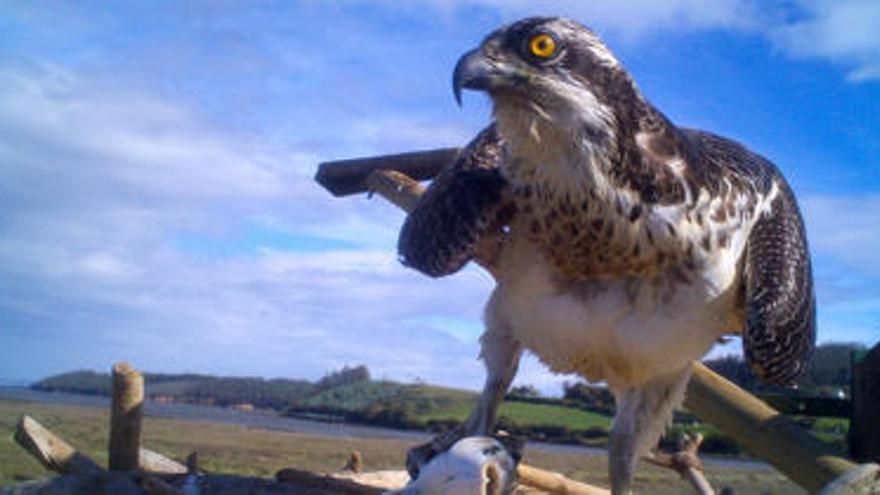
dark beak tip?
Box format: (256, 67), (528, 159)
(452, 48), (489, 107)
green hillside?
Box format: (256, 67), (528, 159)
(288, 380), (613, 446)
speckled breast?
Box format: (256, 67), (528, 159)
(509, 182), (689, 281)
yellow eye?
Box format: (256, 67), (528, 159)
(529, 33), (557, 58)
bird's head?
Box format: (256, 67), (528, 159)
(453, 17), (643, 154)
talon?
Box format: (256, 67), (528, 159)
(406, 425), (469, 479)
(406, 443), (432, 478)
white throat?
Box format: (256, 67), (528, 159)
(491, 83), (617, 197)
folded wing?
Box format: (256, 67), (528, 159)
(398, 125), (513, 277)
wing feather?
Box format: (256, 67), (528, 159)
(742, 182), (816, 384)
(683, 129), (816, 385)
(398, 124), (512, 277)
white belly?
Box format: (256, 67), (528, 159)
(490, 239), (743, 391)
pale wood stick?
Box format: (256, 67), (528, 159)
(686, 363), (855, 493)
(109, 362), (144, 471)
(517, 464), (611, 495)
(644, 433), (714, 495)
(14, 415), (103, 475)
(365, 169), (426, 212)
(139, 448), (187, 474)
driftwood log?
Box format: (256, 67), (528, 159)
(13, 415), (103, 475)
(316, 148), (457, 196)
(109, 362), (144, 471)
(14, 415), (187, 476)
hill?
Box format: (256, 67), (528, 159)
(33, 370), (315, 409)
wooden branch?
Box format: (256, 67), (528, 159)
(517, 464), (611, 495)
(14, 415), (103, 475)
(817, 463), (880, 495)
(685, 363), (856, 493)
(316, 148), (459, 196)
(365, 169), (426, 212)
(139, 448), (187, 474)
(109, 362), (144, 471)
(644, 433), (713, 495)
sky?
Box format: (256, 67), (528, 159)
(0, 1), (878, 393)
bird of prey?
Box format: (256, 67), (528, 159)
(397, 17), (815, 494)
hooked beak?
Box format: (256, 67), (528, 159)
(452, 48), (521, 106)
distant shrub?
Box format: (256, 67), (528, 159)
(581, 426), (609, 439)
(699, 433), (741, 455)
(314, 365), (371, 392)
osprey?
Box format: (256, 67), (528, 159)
(399, 17), (815, 494)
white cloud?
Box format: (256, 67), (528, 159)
(770, 0), (880, 82)
(417, 0), (880, 82)
(418, 0), (757, 36)
(0, 62), (287, 202)
(802, 194), (880, 275)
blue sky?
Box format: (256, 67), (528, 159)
(1, 1), (878, 393)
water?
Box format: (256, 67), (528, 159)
(0, 387), (769, 470)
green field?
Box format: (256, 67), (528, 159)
(330, 383), (614, 430)
(0, 398), (804, 494)
(498, 401), (611, 430)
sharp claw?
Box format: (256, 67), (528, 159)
(406, 425), (469, 480)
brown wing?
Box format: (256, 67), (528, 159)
(742, 181), (816, 385)
(397, 124), (512, 277)
(683, 129), (816, 385)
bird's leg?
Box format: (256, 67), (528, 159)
(609, 365), (693, 495)
(406, 314), (522, 478)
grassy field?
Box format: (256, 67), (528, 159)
(0, 398), (805, 494)
(300, 381), (613, 432)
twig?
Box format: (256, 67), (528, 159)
(342, 450), (363, 473)
(644, 433), (714, 495)
(365, 169), (425, 212)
